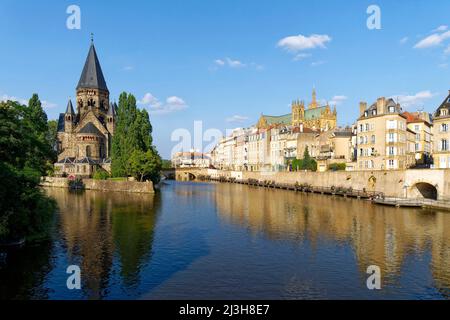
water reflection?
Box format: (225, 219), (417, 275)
(213, 183), (450, 298)
(49, 188), (159, 299)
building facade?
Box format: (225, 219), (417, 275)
(357, 97), (414, 170)
(55, 41), (115, 177)
(432, 91), (450, 168)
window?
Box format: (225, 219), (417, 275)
(442, 139), (448, 151)
(416, 133), (420, 141)
(387, 120), (397, 129)
(441, 124), (448, 132)
(388, 159), (395, 168)
(415, 143), (420, 152)
(441, 109), (448, 116)
(365, 124), (370, 132)
(388, 106), (395, 113)
(359, 124), (364, 132)
(388, 133), (395, 143)
(371, 135), (376, 144)
(86, 146), (91, 157)
(414, 125), (420, 132)
(389, 147), (395, 156)
(372, 109), (377, 116)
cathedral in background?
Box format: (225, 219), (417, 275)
(257, 89), (337, 132)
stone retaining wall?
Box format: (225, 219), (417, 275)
(41, 177), (155, 194)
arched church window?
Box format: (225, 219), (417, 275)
(86, 146), (91, 158)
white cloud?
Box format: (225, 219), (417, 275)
(329, 95), (347, 106)
(123, 66), (134, 71)
(390, 91), (435, 109)
(414, 30), (450, 49)
(213, 57), (263, 70)
(432, 25), (448, 33)
(277, 34), (331, 52)
(400, 37), (409, 45)
(1, 94), (28, 105)
(293, 53), (312, 61)
(226, 115), (249, 123)
(445, 45), (450, 55)
(1, 94), (57, 109)
(311, 60), (326, 67)
(139, 93), (188, 115)
(214, 59), (225, 66)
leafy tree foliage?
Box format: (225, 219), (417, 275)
(0, 98), (56, 242)
(292, 147), (318, 172)
(112, 92), (162, 184)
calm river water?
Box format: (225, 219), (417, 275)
(0, 181), (449, 300)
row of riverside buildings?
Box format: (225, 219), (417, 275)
(199, 89), (450, 172)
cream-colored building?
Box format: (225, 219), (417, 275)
(432, 91), (450, 168)
(404, 111), (433, 166)
(357, 97), (414, 170)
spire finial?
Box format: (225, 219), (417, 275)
(90, 33), (94, 44)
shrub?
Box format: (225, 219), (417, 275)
(328, 163), (347, 171)
(93, 169), (110, 180)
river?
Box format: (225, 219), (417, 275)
(0, 181), (449, 300)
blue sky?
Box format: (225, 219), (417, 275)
(1, 0), (450, 158)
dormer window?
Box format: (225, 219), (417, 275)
(364, 111), (368, 117)
(441, 109), (448, 116)
(372, 109), (377, 116)
(388, 106), (395, 113)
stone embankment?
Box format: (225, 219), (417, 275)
(40, 177), (155, 194)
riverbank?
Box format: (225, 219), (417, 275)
(184, 169), (450, 212)
(40, 177), (155, 194)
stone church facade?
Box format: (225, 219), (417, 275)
(55, 41), (116, 177)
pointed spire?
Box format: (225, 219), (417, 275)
(108, 102), (116, 117)
(312, 87), (317, 103)
(65, 99), (75, 115)
(77, 40), (109, 92)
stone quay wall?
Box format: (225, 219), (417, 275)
(40, 177), (155, 194)
(176, 168), (450, 199)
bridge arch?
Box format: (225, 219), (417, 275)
(410, 182), (438, 200)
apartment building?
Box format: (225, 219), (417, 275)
(357, 97), (414, 170)
(432, 91), (450, 168)
(403, 111), (433, 166)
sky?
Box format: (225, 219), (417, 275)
(1, 0), (450, 158)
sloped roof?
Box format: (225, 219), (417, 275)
(304, 106), (328, 120)
(78, 122), (103, 136)
(66, 99), (75, 115)
(57, 113), (65, 132)
(77, 44), (108, 92)
(434, 92), (450, 117)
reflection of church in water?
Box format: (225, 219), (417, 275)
(55, 39), (116, 177)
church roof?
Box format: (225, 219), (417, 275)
(77, 43), (109, 92)
(261, 105), (331, 126)
(261, 114), (292, 126)
(57, 113), (65, 132)
(78, 122), (103, 136)
(66, 99), (75, 115)
(108, 102), (116, 117)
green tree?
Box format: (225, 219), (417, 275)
(0, 100), (55, 242)
(112, 92), (162, 185)
(128, 149), (162, 182)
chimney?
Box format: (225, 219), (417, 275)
(359, 102), (367, 116)
(377, 97), (386, 114)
